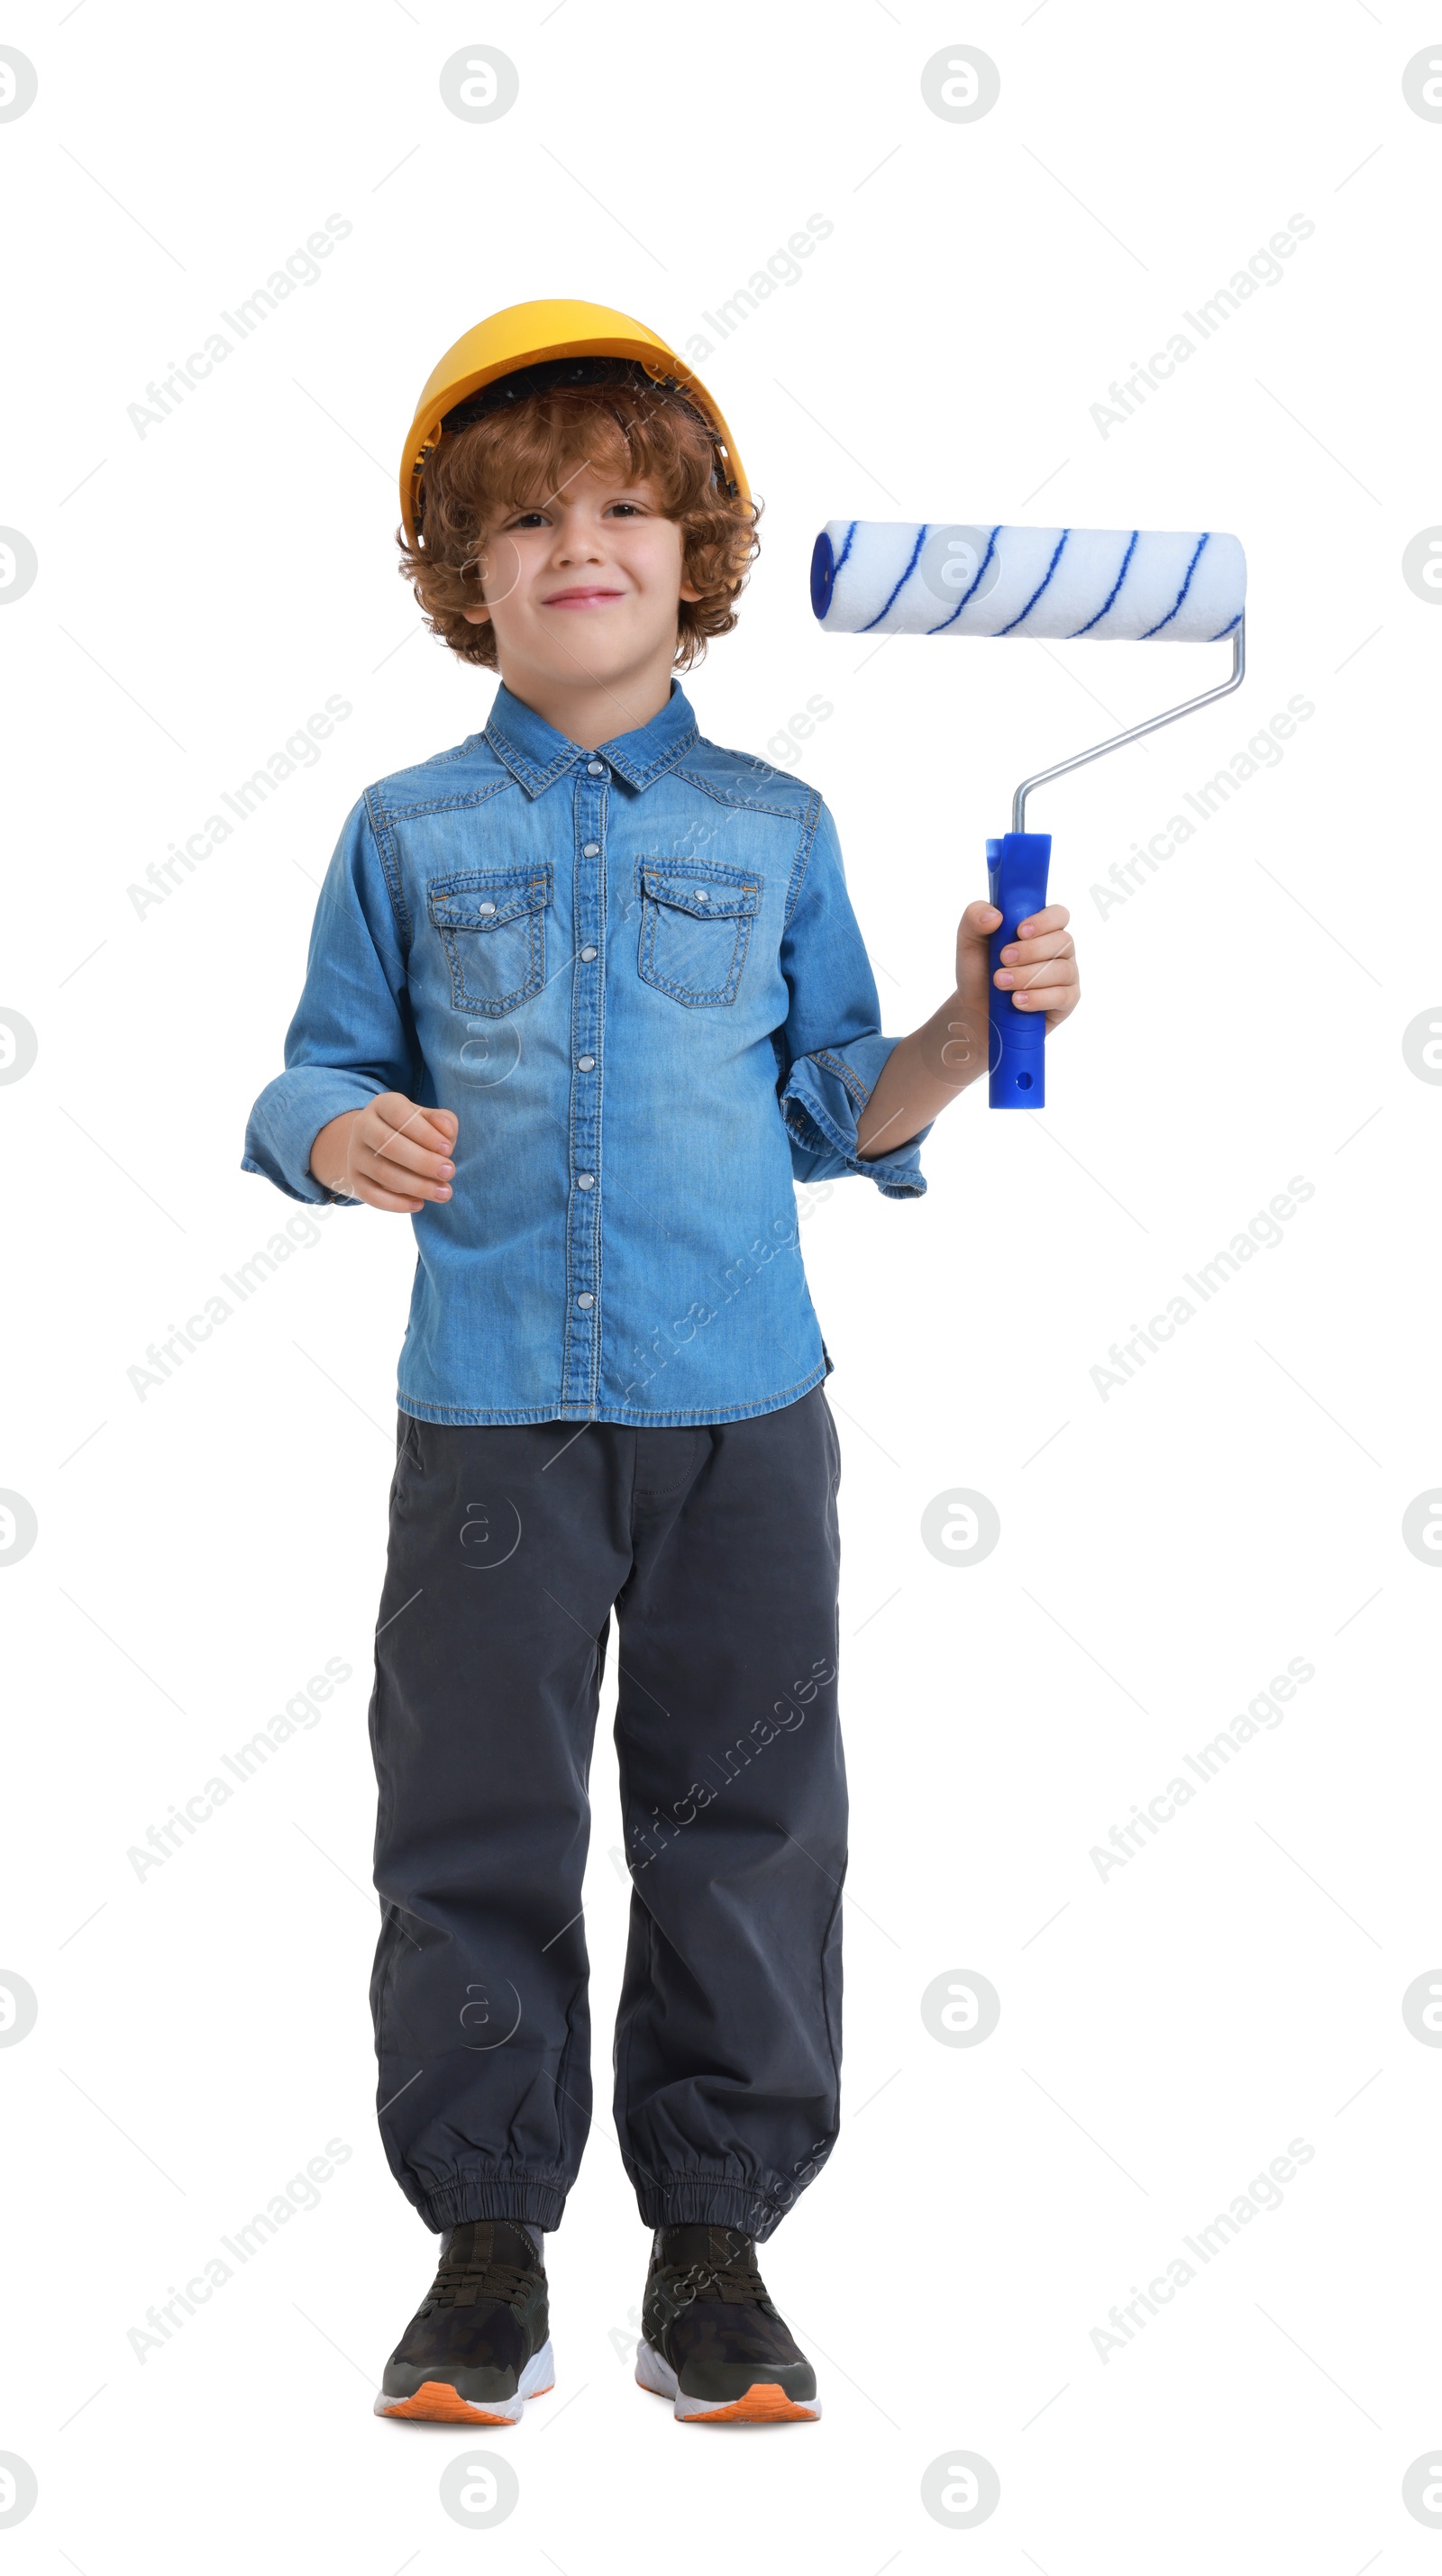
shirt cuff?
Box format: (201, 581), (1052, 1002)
(242, 1069), (383, 1206)
(780, 1047), (930, 1198)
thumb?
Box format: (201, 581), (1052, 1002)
(959, 900), (1001, 944)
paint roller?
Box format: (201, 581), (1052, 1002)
(809, 522), (1247, 1106)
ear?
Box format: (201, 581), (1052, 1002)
(678, 573), (702, 604)
(461, 602), (493, 625)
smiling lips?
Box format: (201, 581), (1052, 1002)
(543, 586), (626, 608)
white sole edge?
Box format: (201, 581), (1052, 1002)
(374, 2336), (556, 2422)
(634, 2337), (821, 2421)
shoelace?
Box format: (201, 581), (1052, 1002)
(653, 2257), (771, 2307)
(426, 2258), (534, 2310)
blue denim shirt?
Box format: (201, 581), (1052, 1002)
(242, 679), (928, 1425)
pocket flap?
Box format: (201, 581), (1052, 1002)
(637, 862), (761, 921)
(427, 866), (552, 933)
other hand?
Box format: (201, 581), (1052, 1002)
(309, 1093), (458, 1214)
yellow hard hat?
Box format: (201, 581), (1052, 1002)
(398, 297), (751, 543)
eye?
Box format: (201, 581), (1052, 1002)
(504, 509), (551, 530)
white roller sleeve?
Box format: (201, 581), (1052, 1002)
(811, 521), (1246, 642)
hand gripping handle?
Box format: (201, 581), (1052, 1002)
(986, 833), (1052, 1109)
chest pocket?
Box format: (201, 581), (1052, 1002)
(636, 858), (762, 1007)
(427, 866), (551, 1016)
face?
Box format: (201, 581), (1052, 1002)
(461, 463), (699, 698)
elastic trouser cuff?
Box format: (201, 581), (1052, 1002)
(417, 2174), (570, 2234)
(633, 2174), (794, 2242)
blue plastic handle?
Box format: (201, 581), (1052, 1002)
(987, 833), (1052, 1109)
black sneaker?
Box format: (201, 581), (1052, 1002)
(634, 2224), (820, 2423)
(374, 2218), (553, 2424)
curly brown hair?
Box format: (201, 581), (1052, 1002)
(397, 370), (761, 671)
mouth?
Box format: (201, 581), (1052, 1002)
(542, 586), (627, 609)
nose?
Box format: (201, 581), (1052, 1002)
(552, 507), (605, 567)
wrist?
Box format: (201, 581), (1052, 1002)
(309, 1107), (360, 1195)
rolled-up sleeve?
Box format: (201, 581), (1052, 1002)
(776, 797), (930, 1199)
(242, 796), (415, 1205)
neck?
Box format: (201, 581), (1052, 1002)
(497, 639), (679, 752)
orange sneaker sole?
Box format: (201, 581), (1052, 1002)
(377, 2377), (553, 2425)
(638, 2378), (818, 2424)
(681, 2382), (818, 2424)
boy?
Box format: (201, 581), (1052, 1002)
(242, 301), (1079, 2427)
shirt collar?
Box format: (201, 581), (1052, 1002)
(483, 678), (699, 796)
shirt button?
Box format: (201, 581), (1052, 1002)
(587, 760), (605, 775)
(478, 900), (497, 915)
(580, 944), (598, 962)
(577, 1171), (595, 1189)
(577, 1054), (595, 1071)
(576, 1292), (594, 1309)
(583, 841), (600, 857)
(693, 888), (709, 902)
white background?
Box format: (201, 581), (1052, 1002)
(3, 2), (1440, 2567)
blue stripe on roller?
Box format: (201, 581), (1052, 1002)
(1141, 532), (1209, 638)
(1209, 610), (1242, 639)
(833, 521), (857, 576)
(999, 527), (1071, 635)
(861, 523), (928, 632)
(925, 525), (1001, 633)
(1068, 530), (1138, 637)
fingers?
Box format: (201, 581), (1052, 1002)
(999, 969), (1079, 1010)
(356, 1094), (456, 1202)
(1008, 985), (1078, 1017)
(350, 1176), (428, 1215)
(994, 932), (1075, 988)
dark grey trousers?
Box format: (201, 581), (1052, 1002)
(368, 1386), (847, 2240)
